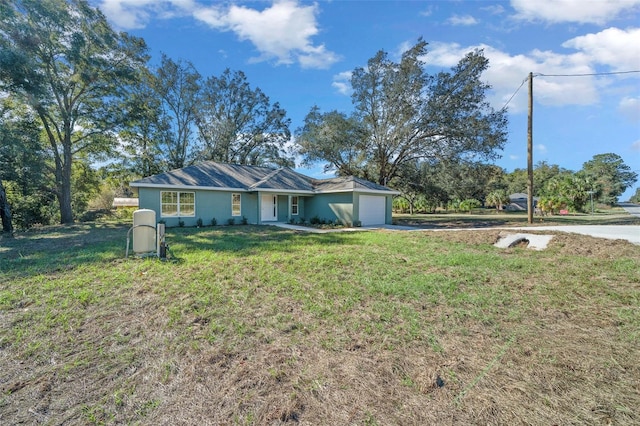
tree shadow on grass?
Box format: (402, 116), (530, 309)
(0, 222), (130, 280)
(168, 225), (361, 257)
(394, 213), (640, 228)
(394, 216), (519, 229)
(0, 223), (359, 281)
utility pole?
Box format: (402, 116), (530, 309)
(527, 72), (534, 224)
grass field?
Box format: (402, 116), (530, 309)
(1, 218), (639, 425)
(393, 207), (640, 228)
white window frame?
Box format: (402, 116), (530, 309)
(161, 191), (195, 218)
(232, 193), (241, 216)
(291, 196), (299, 215)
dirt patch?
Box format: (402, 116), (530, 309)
(419, 229), (504, 245)
(423, 228), (639, 259)
(548, 232), (640, 258)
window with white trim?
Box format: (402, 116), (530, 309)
(232, 193), (241, 216)
(161, 191), (195, 217)
(291, 196), (299, 215)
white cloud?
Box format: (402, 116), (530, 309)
(482, 5), (506, 15)
(98, 0), (194, 29)
(447, 14), (478, 26)
(98, 0), (339, 69)
(220, 1), (325, 66)
(631, 140), (640, 152)
(619, 96), (640, 121)
(563, 27), (640, 72)
(332, 71), (352, 95)
(511, 0), (640, 24)
(419, 7), (434, 17)
(98, 0), (155, 29)
(535, 144), (548, 154)
(425, 42), (600, 112)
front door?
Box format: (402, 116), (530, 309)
(261, 194), (277, 222)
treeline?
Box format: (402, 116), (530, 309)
(392, 155), (637, 214)
(0, 1), (636, 234)
(0, 0), (292, 233)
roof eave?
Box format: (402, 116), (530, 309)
(130, 182), (249, 192)
(314, 188), (401, 195)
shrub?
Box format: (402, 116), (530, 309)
(211, 217), (217, 226)
(241, 216), (248, 225)
(310, 215), (321, 225)
(289, 217), (296, 224)
(178, 220), (185, 227)
(459, 198), (482, 213)
(298, 217), (306, 225)
(196, 218), (203, 227)
(115, 207), (136, 221)
(227, 218), (235, 226)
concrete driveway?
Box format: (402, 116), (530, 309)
(273, 222), (640, 245)
(619, 202), (640, 218)
(375, 224), (640, 245)
(508, 225), (640, 245)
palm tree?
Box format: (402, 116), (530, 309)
(485, 190), (510, 212)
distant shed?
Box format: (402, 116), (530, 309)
(112, 197), (139, 208)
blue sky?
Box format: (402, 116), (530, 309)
(95, 0), (640, 199)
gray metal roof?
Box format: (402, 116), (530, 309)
(130, 162), (275, 189)
(312, 175), (395, 193)
(248, 167), (315, 191)
(130, 161), (399, 194)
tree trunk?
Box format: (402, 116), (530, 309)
(0, 179), (14, 237)
(38, 108), (75, 224)
(59, 136), (75, 224)
(58, 180), (74, 224)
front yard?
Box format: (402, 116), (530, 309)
(1, 223), (639, 424)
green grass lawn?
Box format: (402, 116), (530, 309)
(1, 222), (639, 424)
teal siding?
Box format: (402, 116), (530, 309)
(196, 190), (258, 225)
(294, 196), (305, 220)
(276, 195), (288, 222)
(138, 188), (160, 220)
(138, 187), (391, 227)
(138, 188), (258, 227)
(274, 195), (306, 222)
(305, 193), (354, 225)
(386, 194), (393, 224)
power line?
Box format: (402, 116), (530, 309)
(500, 76), (528, 112)
(500, 69), (640, 111)
(536, 70), (640, 77)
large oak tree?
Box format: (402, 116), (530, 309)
(0, 0), (148, 223)
(581, 153), (637, 205)
(296, 39), (508, 186)
(150, 54), (201, 170)
(196, 69), (293, 167)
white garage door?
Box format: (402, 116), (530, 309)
(359, 195), (386, 226)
